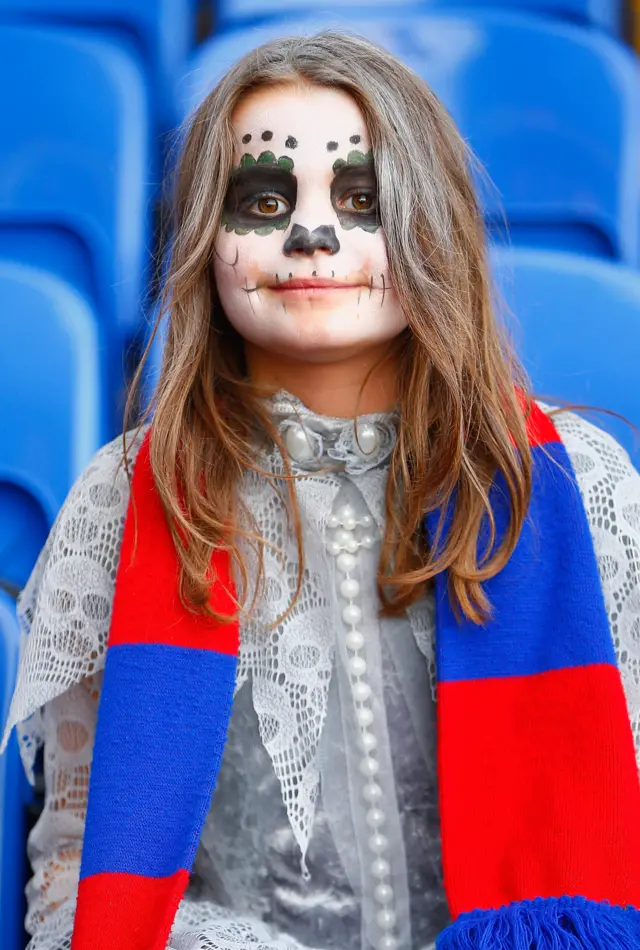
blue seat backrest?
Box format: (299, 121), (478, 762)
(0, 590), (31, 950)
(0, 0), (197, 129)
(215, 0), (622, 34)
(0, 25), (151, 343)
(491, 246), (640, 459)
(180, 13), (640, 264)
(0, 261), (106, 589)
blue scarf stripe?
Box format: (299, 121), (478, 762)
(79, 643), (237, 880)
(431, 441), (615, 683)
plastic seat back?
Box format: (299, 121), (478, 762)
(491, 246), (640, 458)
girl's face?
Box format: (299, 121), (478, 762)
(213, 83), (407, 363)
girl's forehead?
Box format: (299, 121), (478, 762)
(230, 83), (370, 164)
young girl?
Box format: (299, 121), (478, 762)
(3, 30), (640, 950)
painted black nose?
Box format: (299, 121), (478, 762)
(283, 224), (340, 256)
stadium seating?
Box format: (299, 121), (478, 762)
(0, 590), (30, 950)
(491, 246), (640, 457)
(214, 0), (623, 35)
(0, 261), (106, 591)
(0, 25), (151, 350)
(182, 12), (640, 264)
(0, 0), (196, 129)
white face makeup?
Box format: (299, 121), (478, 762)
(213, 83), (407, 362)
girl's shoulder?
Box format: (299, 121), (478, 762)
(0, 427), (148, 780)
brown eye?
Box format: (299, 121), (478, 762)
(342, 192), (376, 213)
(248, 195), (289, 216)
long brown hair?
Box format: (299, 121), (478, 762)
(127, 30), (533, 625)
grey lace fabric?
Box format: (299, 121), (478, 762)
(2, 401), (640, 950)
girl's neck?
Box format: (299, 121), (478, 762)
(245, 341), (400, 418)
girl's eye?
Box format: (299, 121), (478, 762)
(247, 195), (289, 216)
(341, 192), (376, 213)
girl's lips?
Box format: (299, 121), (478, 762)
(268, 278), (363, 292)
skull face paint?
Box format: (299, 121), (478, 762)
(214, 83), (407, 361)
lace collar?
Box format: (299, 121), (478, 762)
(267, 390), (398, 476)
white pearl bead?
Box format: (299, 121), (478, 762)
(371, 857), (391, 879)
(348, 655), (367, 677)
(352, 680), (371, 702)
(357, 707), (374, 728)
(376, 908), (397, 931)
(327, 513), (340, 529)
(336, 503), (356, 523)
(342, 515), (357, 531)
(336, 552), (357, 574)
(360, 756), (379, 777)
(326, 540), (342, 557)
(285, 424), (315, 463)
(361, 533), (376, 550)
(362, 782), (382, 802)
(342, 603), (362, 626)
(361, 731), (377, 752)
(361, 514), (374, 528)
(340, 578), (360, 599)
(366, 807), (385, 828)
(345, 629), (364, 651)
(368, 832), (389, 854)
(374, 883), (394, 904)
(344, 536), (359, 554)
(355, 422), (380, 457)
(334, 528), (353, 546)
(378, 936), (399, 950)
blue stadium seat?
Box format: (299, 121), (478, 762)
(0, 590), (31, 950)
(0, 25), (151, 350)
(181, 13), (640, 264)
(491, 246), (640, 458)
(0, 261), (106, 591)
(0, 0), (197, 130)
(215, 0), (622, 34)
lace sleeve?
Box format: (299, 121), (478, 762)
(169, 902), (323, 950)
(0, 430), (145, 784)
(550, 409), (640, 759)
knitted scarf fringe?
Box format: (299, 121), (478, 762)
(436, 896), (640, 949)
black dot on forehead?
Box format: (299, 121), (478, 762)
(350, 134), (361, 144)
(241, 133), (251, 144)
(327, 141), (339, 151)
(285, 135), (298, 149)
(261, 130), (273, 141)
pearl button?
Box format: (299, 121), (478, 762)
(352, 681), (371, 702)
(378, 937), (398, 950)
(357, 707), (374, 727)
(361, 514), (374, 528)
(348, 655), (367, 677)
(336, 552), (357, 574)
(361, 533), (375, 549)
(342, 603), (362, 626)
(344, 536), (359, 554)
(340, 578), (360, 599)
(374, 883), (394, 903)
(334, 528), (353, 546)
(284, 424), (315, 463)
(327, 513), (340, 529)
(345, 629), (364, 650)
(361, 730), (377, 752)
(366, 807), (385, 828)
(336, 503), (356, 522)
(369, 833), (389, 854)
(377, 908), (397, 930)
(342, 515), (357, 531)
(362, 782), (382, 802)
(371, 858), (391, 879)
(360, 756), (379, 777)
(355, 422), (380, 458)
(326, 540), (342, 557)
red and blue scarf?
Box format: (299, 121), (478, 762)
(71, 403), (640, 949)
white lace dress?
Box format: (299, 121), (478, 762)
(3, 397), (640, 950)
